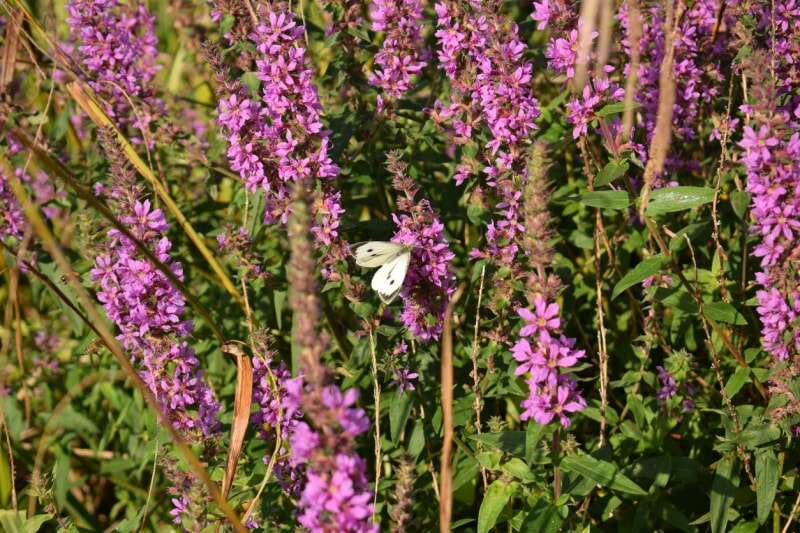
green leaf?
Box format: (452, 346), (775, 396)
(710, 456), (740, 533)
(595, 160), (630, 187)
(755, 449), (779, 525)
(54, 448), (70, 509)
(560, 453), (648, 496)
(669, 222), (712, 252)
(469, 431), (526, 458)
(477, 479), (517, 533)
(246, 189), (266, 237)
(612, 256), (671, 300)
(273, 289), (287, 330)
(576, 190), (631, 210)
(524, 423), (547, 464)
(730, 191), (751, 220)
(0, 446), (9, 507)
(37, 262), (85, 336)
(467, 204), (486, 226)
(728, 522), (759, 533)
(502, 458), (535, 482)
(240, 71), (260, 95)
(646, 186), (715, 216)
(389, 391), (412, 444)
(59, 408), (99, 434)
(0, 512), (52, 533)
(704, 302), (747, 325)
(595, 101), (629, 117)
(520, 499), (562, 533)
(724, 367), (751, 399)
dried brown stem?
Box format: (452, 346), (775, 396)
(622, 0), (642, 140)
(439, 283), (465, 533)
(639, 0), (683, 216)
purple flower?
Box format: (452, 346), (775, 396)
(289, 385), (376, 532)
(520, 374), (586, 428)
(656, 365), (678, 402)
(66, 0), (162, 137)
(740, 125), (780, 165)
(518, 297), (561, 337)
(391, 368), (418, 393)
(297, 454), (377, 532)
(433, 1), (540, 266)
(368, 0), (428, 107)
(169, 495), (190, 525)
(0, 171), (25, 242)
(390, 200), (456, 341)
(212, 6), (342, 249)
(252, 355), (305, 492)
(514, 297), (586, 428)
(91, 138), (219, 441)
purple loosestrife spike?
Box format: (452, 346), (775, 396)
(0, 170), (25, 242)
(617, 0), (738, 176)
(433, 0), (540, 266)
(92, 130), (220, 439)
(251, 348), (305, 494)
(738, 18), (800, 420)
(65, 0), (163, 138)
(212, 5), (342, 256)
(386, 153), (456, 341)
(513, 142), (586, 428)
(287, 183), (376, 532)
(91, 131), (220, 527)
(368, 0), (428, 110)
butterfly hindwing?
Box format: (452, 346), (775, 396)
(370, 250), (411, 304)
(353, 241), (406, 268)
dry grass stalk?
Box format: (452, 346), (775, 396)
(639, 0), (683, 217)
(594, 0), (614, 77)
(439, 284), (464, 533)
(0, 10), (23, 91)
(574, 0), (600, 90)
(621, 0), (642, 140)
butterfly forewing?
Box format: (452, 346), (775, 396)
(371, 251), (411, 304)
(353, 241), (407, 268)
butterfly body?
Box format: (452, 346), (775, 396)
(352, 241), (412, 304)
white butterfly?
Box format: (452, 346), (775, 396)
(352, 241), (412, 304)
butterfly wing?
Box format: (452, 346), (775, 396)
(370, 251), (411, 304)
(353, 241), (406, 268)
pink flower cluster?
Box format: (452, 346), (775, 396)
(91, 194), (220, 437)
(512, 296), (586, 427)
(740, 121), (800, 362)
(289, 386), (376, 532)
(620, 0), (734, 172)
(368, 0), (428, 109)
(433, 0), (540, 266)
(215, 8), (342, 244)
(65, 0), (162, 135)
(390, 174), (456, 341)
(434, 1), (539, 164)
(736, 1), (799, 420)
(0, 170), (25, 242)
(540, 5), (626, 143)
(252, 354), (305, 494)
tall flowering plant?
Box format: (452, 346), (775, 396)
(385, 153), (455, 341)
(7, 0), (800, 530)
(739, 22), (800, 421)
